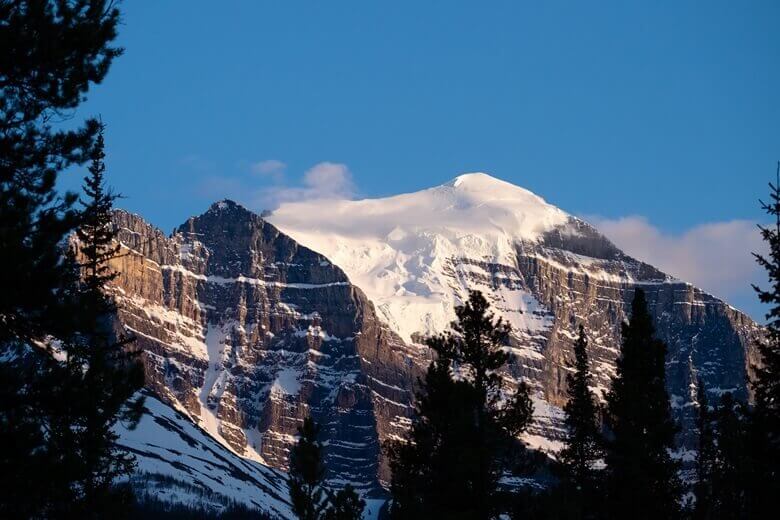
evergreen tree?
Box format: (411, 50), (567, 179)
(710, 392), (748, 518)
(289, 417), (328, 520)
(387, 290), (534, 520)
(603, 289), (681, 519)
(76, 122), (122, 328)
(693, 380), (715, 520)
(0, 2), (123, 517)
(748, 160), (780, 515)
(288, 417), (368, 520)
(323, 485), (365, 520)
(0, 0), (121, 345)
(66, 123), (144, 516)
(558, 324), (602, 517)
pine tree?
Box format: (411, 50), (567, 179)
(710, 392), (748, 518)
(693, 380), (716, 520)
(76, 122), (122, 329)
(747, 160), (780, 515)
(66, 123), (145, 517)
(0, 2), (123, 517)
(323, 485), (365, 520)
(289, 417), (328, 520)
(0, 0), (122, 345)
(604, 288), (681, 519)
(387, 290), (534, 520)
(558, 324), (602, 517)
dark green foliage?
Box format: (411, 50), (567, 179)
(289, 417), (327, 520)
(691, 391), (751, 518)
(603, 289), (681, 519)
(748, 161), (780, 515)
(0, 0), (121, 346)
(387, 290), (534, 520)
(0, 353), (54, 518)
(323, 485), (365, 520)
(58, 124), (144, 517)
(557, 324), (602, 518)
(693, 381), (716, 520)
(76, 123), (122, 323)
(710, 393), (749, 518)
(0, 1), (124, 517)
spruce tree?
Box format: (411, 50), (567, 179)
(76, 123), (122, 328)
(0, 2), (123, 517)
(387, 290), (534, 520)
(604, 288), (681, 519)
(289, 417), (328, 520)
(710, 393), (748, 518)
(558, 324), (602, 517)
(748, 160), (780, 515)
(0, 0), (121, 345)
(67, 123), (144, 516)
(693, 380), (716, 520)
(323, 485), (365, 520)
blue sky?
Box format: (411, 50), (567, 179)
(62, 1), (779, 318)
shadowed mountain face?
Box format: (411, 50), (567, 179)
(107, 175), (759, 502)
(109, 202), (417, 496)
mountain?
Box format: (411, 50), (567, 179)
(268, 173), (758, 450)
(109, 204), (417, 500)
(105, 173), (759, 511)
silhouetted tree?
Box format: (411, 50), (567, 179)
(288, 417), (370, 520)
(0, 0), (121, 345)
(558, 324), (602, 518)
(710, 392), (749, 518)
(387, 290), (534, 520)
(323, 485), (365, 520)
(0, 1), (123, 517)
(65, 124), (144, 516)
(604, 289), (681, 519)
(747, 160), (780, 515)
(289, 417), (328, 520)
(693, 381), (715, 520)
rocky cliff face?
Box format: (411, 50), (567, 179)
(108, 176), (760, 495)
(109, 202), (417, 495)
(517, 224), (757, 450)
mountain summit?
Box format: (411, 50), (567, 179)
(269, 173), (627, 343)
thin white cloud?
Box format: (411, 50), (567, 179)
(193, 161), (356, 212)
(254, 162), (355, 208)
(250, 160), (287, 182)
(303, 162), (354, 195)
(591, 215), (767, 318)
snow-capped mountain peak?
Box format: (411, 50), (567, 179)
(446, 171), (546, 201)
(267, 173), (572, 343)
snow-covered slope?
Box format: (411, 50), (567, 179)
(268, 173), (570, 343)
(118, 391), (293, 518)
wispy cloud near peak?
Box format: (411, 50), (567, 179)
(591, 215), (767, 319)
